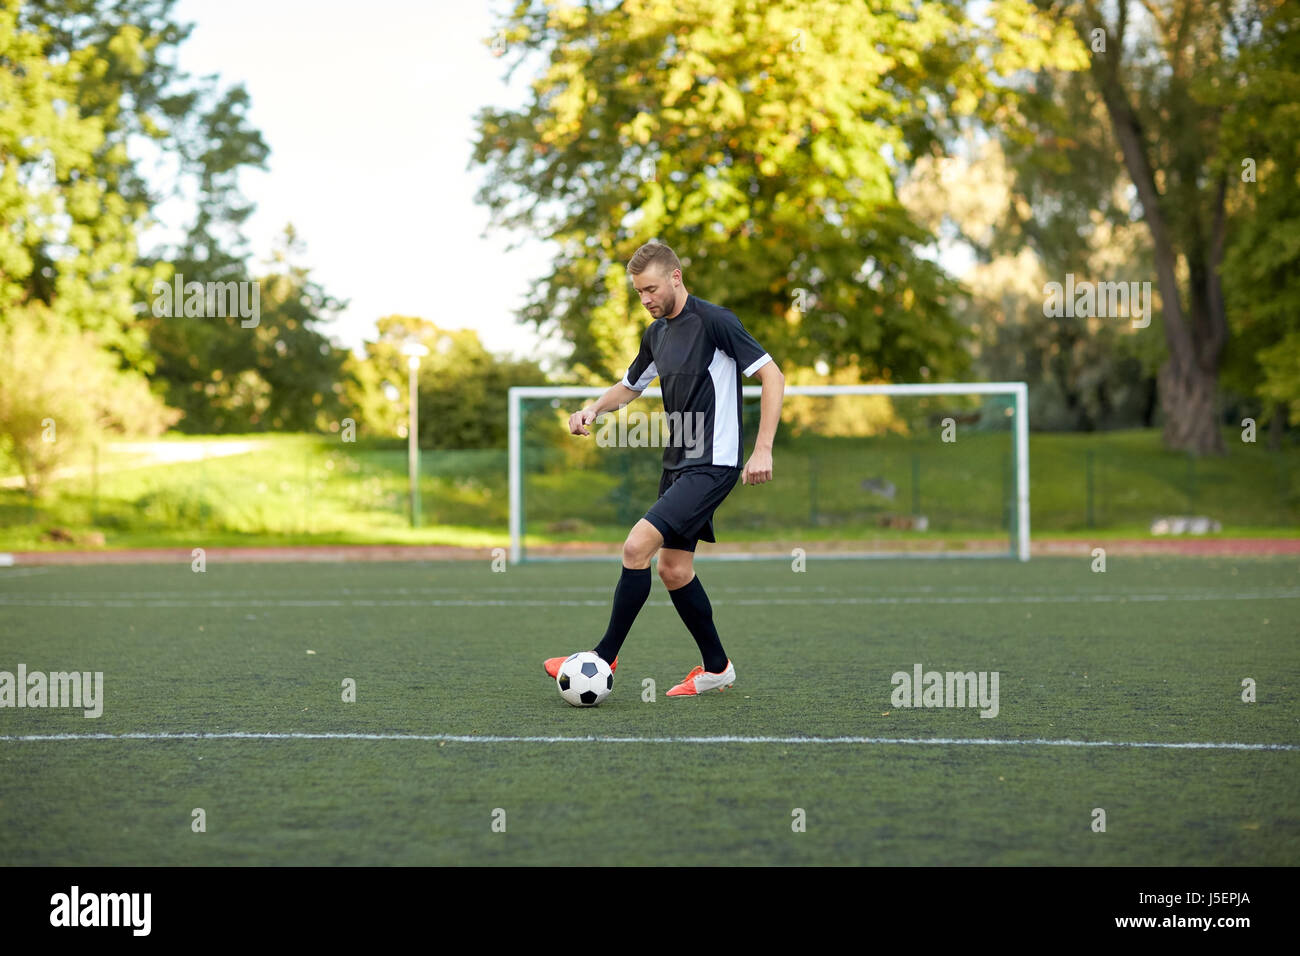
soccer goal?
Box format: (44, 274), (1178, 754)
(508, 382), (1029, 563)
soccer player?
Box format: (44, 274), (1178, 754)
(543, 240), (785, 696)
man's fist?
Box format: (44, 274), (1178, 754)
(568, 406), (598, 436)
(742, 448), (773, 485)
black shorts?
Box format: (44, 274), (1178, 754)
(643, 465), (742, 552)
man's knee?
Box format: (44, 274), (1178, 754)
(622, 520), (661, 568)
(621, 538), (650, 568)
(657, 555), (695, 590)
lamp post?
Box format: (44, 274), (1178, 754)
(401, 343), (429, 528)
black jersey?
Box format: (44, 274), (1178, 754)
(620, 294), (772, 470)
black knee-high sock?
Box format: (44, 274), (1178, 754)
(592, 566), (652, 664)
(668, 575), (728, 673)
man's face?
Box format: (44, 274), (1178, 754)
(631, 266), (679, 318)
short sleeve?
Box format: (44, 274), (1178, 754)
(709, 310), (772, 377)
(622, 327), (658, 391)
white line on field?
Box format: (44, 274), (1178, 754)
(0, 583), (1272, 598)
(0, 584), (939, 597)
(0, 732), (1296, 750)
(1, 590), (1297, 608)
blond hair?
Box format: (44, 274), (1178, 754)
(626, 240), (681, 277)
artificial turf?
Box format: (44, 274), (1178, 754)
(0, 555), (1296, 865)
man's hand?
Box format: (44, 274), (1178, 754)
(742, 447), (773, 485)
(568, 405), (598, 436)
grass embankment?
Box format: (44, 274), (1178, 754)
(0, 429), (1296, 551)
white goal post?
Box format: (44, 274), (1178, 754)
(508, 382), (1030, 563)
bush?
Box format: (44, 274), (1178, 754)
(0, 304), (180, 496)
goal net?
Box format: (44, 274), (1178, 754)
(508, 383), (1029, 563)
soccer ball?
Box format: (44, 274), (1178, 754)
(556, 652), (614, 707)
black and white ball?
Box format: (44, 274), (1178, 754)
(556, 652), (613, 707)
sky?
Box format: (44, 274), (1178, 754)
(165, 0), (561, 366)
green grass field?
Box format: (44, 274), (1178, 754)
(1, 555), (1297, 865)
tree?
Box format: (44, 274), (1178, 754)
(1, 0), (151, 362)
(6, 0), (269, 367)
(472, 0), (1083, 385)
(902, 134), (1161, 430)
(346, 316), (548, 448)
(1045, 0), (1283, 454)
(6, 1), (344, 439)
(0, 0), (180, 492)
(145, 226), (351, 433)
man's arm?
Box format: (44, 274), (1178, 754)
(568, 382), (641, 436)
(742, 360), (784, 485)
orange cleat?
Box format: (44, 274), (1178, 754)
(666, 660), (736, 696)
(544, 653), (617, 679)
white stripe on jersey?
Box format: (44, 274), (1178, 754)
(708, 348), (739, 467)
(744, 352), (773, 377)
(623, 361), (659, 391)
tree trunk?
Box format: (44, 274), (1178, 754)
(1158, 357), (1223, 455)
(1079, 4), (1229, 457)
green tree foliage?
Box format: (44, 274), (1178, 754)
(5, 0), (273, 365)
(1, 0), (157, 363)
(145, 226), (351, 433)
(1, 0), (180, 478)
(4, 1), (346, 437)
(345, 316), (548, 448)
(473, 0), (1083, 385)
(1217, 0), (1300, 437)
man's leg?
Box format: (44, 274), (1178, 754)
(658, 548), (729, 674)
(591, 519), (662, 664)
